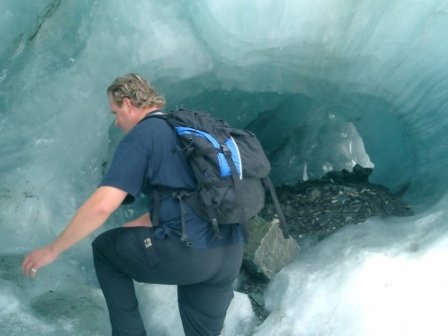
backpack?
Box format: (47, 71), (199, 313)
(147, 109), (289, 244)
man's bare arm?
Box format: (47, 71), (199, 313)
(22, 186), (127, 277)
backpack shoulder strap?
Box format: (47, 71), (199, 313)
(138, 110), (167, 124)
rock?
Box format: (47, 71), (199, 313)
(323, 163), (373, 183)
(260, 172), (413, 244)
(243, 216), (300, 280)
(239, 166), (413, 323)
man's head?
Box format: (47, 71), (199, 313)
(107, 73), (166, 132)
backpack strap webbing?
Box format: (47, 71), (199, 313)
(197, 188), (222, 239)
(221, 143), (249, 240)
(151, 187), (193, 247)
(152, 189), (160, 227)
(173, 190), (193, 246)
(262, 177), (290, 239)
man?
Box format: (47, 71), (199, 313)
(22, 73), (245, 335)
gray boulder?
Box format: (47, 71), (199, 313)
(244, 216), (300, 280)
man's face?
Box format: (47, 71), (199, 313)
(108, 95), (133, 132)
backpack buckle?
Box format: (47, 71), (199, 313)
(221, 144), (231, 156)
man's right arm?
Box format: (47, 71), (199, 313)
(22, 186), (127, 277)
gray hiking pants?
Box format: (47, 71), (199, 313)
(92, 227), (244, 336)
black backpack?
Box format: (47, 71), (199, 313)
(148, 109), (289, 244)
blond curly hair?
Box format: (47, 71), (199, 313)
(107, 73), (166, 108)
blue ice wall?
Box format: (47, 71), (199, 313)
(3, 0), (448, 208)
(0, 1), (446, 209)
(2, 0), (448, 335)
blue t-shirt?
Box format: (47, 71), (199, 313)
(101, 115), (244, 248)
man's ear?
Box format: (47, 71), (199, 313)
(122, 97), (132, 113)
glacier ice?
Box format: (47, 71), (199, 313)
(3, 0), (448, 335)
